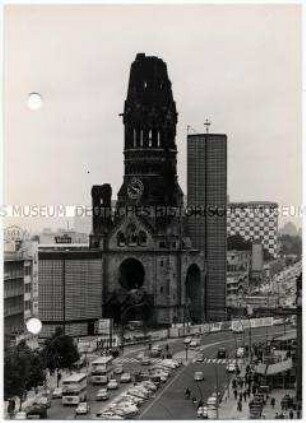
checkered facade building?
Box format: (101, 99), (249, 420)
(227, 202), (279, 258)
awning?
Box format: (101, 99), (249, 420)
(266, 358), (293, 376)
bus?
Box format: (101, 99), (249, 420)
(62, 373), (88, 405)
(90, 356), (114, 385)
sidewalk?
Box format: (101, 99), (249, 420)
(219, 385), (296, 419)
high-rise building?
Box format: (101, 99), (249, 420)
(4, 251), (25, 345)
(187, 133), (227, 321)
(38, 244), (103, 337)
(227, 201), (279, 258)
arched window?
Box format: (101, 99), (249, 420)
(117, 232), (125, 246)
(157, 131), (161, 147)
(133, 129), (137, 148)
(148, 130), (153, 147)
(139, 231), (147, 246)
(140, 130), (143, 147)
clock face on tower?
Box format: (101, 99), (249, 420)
(127, 177), (144, 200)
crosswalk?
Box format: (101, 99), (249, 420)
(193, 358), (240, 365)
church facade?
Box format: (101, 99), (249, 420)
(90, 53), (227, 326)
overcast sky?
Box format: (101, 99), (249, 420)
(4, 4), (301, 231)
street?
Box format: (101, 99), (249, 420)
(45, 325), (294, 419)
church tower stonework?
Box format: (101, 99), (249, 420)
(90, 54), (206, 326)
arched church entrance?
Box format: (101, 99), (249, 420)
(119, 258), (145, 290)
(185, 264), (202, 323)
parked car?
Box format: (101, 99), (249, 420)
(14, 412), (27, 420)
(26, 404), (48, 419)
(120, 372), (132, 383)
(107, 379), (119, 390)
(127, 388), (149, 400)
(194, 371), (204, 381)
(96, 388), (109, 401)
(75, 402), (90, 415)
(52, 387), (63, 399)
(197, 405), (208, 419)
(184, 337), (192, 345)
(114, 365), (124, 375)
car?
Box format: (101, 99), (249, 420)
(112, 402), (139, 417)
(127, 388), (149, 399)
(14, 412), (27, 420)
(96, 388), (109, 401)
(133, 385), (151, 397)
(120, 372), (131, 383)
(207, 396), (218, 407)
(141, 356), (151, 365)
(232, 326), (244, 333)
(26, 404), (48, 419)
(197, 405), (208, 419)
(226, 362), (236, 373)
(52, 387), (63, 399)
(120, 394), (145, 406)
(95, 409), (124, 419)
(194, 371), (204, 381)
(195, 353), (204, 362)
(217, 348), (227, 359)
(184, 337), (192, 344)
(107, 379), (119, 390)
(150, 346), (162, 357)
(161, 359), (177, 369)
(114, 365), (124, 374)
(190, 339), (200, 349)
(75, 402), (90, 415)
(140, 380), (158, 391)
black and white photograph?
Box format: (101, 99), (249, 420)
(3, 3), (302, 420)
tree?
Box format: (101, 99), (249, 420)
(42, 327), (79, 373)
(4, 340), (46, 409)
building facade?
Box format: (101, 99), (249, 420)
(38, 244), (103, 337)
(4, 252), (25, 343)
(227, 202), (279, 258)
(187, 133), (227, 321)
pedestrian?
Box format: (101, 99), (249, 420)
(185, 388), (191, 399)
(239, 392), (243, 402)
(192, 396), (197, 404)
(275, 412), (279, 419)
(243, 390), (247, 402)
(237, 400), (242, 412)
(270, 397), (276, 409)
(246, 387), (251, 398)
(289, 410), (294, 419)
(233, 389), (238, 400)
(232, 379), (237, 390)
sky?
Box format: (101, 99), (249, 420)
(4, 4), (302, 232)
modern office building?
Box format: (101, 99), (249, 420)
(227, 201), (279, 258)
(187, 133), (227, 321)
(38, 244), (103, 337)
(4, 251), (25, 344)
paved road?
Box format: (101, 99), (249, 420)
(45, 325), (294, 419)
